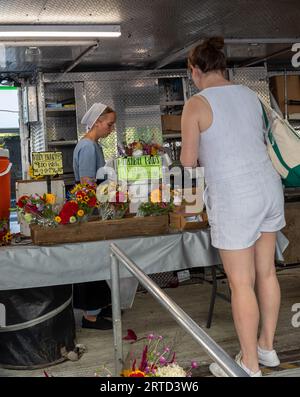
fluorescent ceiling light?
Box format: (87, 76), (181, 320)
(0, 25), (121, 39)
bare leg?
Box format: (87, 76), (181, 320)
(220, 246), (260, 372)
(255, 232), (280, 350)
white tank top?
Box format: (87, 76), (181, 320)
(197, 85), (270, 183)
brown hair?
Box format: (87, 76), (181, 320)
(188, 37), (226, 73)
(100, 106), (115, 116)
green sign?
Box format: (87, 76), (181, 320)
(32, 151), (63, 177)
(117, 155), (162, 181)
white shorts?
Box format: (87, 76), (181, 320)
(203, 164), (286, 250)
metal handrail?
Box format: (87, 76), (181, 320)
(110, 243), (248, 377)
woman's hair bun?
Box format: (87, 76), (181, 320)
(203, 37), (224, 51)
(188, 36), (226, 72)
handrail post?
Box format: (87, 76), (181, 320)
(110, 243), (248, 377)
(110, 252), (123, 376)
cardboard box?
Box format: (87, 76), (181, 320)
(270, 75), (300, 116)
(169, 210), (208, 231)
(161, 115), (181, 132)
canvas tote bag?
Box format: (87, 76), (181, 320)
(261, 101), (300, 187)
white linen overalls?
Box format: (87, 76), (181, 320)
(198, 85), (285, 249)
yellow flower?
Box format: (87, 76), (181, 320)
(28, 165), (43, 180)
(3, 232), (12, 243)
(120, 369), (132, 377)
(55, 216), (61, 223)
(45, 193), (56, 205)
(150, 189), (162, 203)
(77, 210), (84, 217)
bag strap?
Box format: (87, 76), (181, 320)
(260, 98), (300, 140)
(260, 101), (271, 140)
(260, 101), (291, 173)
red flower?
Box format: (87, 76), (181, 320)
(24, 203), (39, 213)
(115, 191), (126, 203)
(59, 201), (79, 224)
(87, 196), (97, 208)
(123, 329), (137, 342)
(16, 195), (29, 208)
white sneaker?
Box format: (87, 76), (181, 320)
(209, 353), (262, 377)
(235, 352), (262, 377)
(257, 345), (280, 367)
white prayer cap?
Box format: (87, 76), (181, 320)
(81, 103), (107, 129)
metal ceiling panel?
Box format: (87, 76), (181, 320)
(0, 0), (299, 73)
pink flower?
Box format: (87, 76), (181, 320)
(159, 356), (167, 365)
(191, 361), (198, 368)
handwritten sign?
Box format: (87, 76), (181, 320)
(117, 155), (162, 182)
(32, 152), (63, 177)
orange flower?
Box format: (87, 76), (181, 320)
(150, 189), (162, 203)
(55, 216), (61, 223)
(128, 370), (146, 377)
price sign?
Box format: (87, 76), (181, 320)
(117, 155), (162, 182)
(32, 151), (63, 177)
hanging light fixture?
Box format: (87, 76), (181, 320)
(0, 25), (121, 39)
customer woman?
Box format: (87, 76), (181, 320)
(73, 102), (116, 330)
(180, 37), (285, 376)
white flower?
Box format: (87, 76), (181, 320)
(155, 363), (187, 377)
(132, 149), (143, 157)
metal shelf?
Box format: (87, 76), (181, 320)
(46, 107), (76, 114)
(48, 140), (77, 146)
(160, 101), (184, 106)
(163, 132), (181, 139)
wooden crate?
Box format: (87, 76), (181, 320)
(281, 202), (300, 264)
(30, 215), (169, 246)
(169, 211), (208, 231)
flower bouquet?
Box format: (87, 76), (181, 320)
(96, 182), (129, 220)
(56, 184), (98, 225)
(121, 141), (165, 158)
(0, 219), (12, 246)
(137, 187), (174, 217)
(120, 331), (198, 377)
(16, 193), (58, 227)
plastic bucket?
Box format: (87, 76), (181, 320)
(0, 148), (12, 221)
(0, 285), (76, 369)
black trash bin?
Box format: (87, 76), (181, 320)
(0, 285), (76, 369)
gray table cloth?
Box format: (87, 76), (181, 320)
(0, 230), (289, 308)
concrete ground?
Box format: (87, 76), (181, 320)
(1, 266), (300, 377)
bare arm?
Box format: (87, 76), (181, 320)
(180, 97), (202, 167)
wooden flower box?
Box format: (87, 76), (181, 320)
(30, 215), (169, 246)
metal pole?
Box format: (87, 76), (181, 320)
(110, 243), (248, 377)
(284, 69), (288, 120)
(61, 41), (100, 74)
(110, 253), (123, 376)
